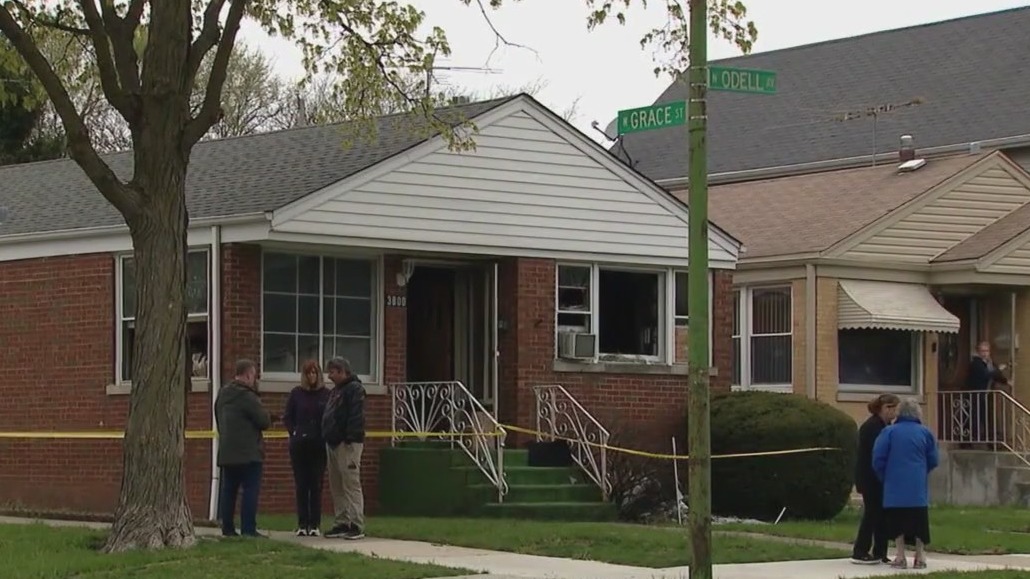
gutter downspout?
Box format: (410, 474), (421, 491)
(806, 264), (817, 399)
(208, 225), (223, 521)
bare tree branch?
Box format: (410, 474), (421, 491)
(0, 5), (139, 216)
(124, 0), (146, 29)
(76, 0), (136, 118)
(10, 1), (91, 35)
(183, 0), (245, 146)
(471, 0), (538, 67)
(99, 0), (142, 100)
(187, 0), (229, 86)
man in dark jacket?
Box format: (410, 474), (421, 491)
(967, 341), (1009, 446)
(851, 393), (899, 565)
(322, 357), (366, 540)
(215, 359), (271, 537)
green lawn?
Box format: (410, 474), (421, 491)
(0, 523), (467, 579)
(718, 505), (1030, 555)
(259, 514), (846, 568)
(922, 568), (1030, 572)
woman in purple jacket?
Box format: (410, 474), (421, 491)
(283, 359), (330, 536)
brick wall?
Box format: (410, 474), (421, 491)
(497, 258), (734, 450)
(218, 246), (402, 516)
(812, 276), (939, 426)
(0, 253), (211, 515)
(0, 247), (736, 519)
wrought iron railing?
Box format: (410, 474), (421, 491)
(390, 381), (508, 500)
(533, 384), (611, 499)
(938, 389), (1030, 467)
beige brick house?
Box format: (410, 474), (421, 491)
(672, 148), (1030, 430)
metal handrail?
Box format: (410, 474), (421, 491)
(533, 384), (611, 500)
(938, 389), (1030, 468)
(390, 381), (508, 501)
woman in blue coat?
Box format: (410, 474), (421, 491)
(872, 397), (939, 570)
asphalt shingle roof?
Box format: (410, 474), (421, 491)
(615, 7), (1030, 181)
(698, 153), (988, 259)
(0, 97), (514, 237)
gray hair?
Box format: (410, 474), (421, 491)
(896, 397), (923, 420)
(326, 357), (352, 375)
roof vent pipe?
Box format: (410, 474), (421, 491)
(899, 134), (916, 162)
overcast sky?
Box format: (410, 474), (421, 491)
(239, 0), (1029, 141)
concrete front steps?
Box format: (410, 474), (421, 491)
(378, 440), (616, 521)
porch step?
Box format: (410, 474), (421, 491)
(470, 483), (601, 503)
(479, 501), (618, 521)
(503, 466), (586, 486)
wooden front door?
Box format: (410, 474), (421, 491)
(938, 295), (973, 393)
(406, 267), (456, 382)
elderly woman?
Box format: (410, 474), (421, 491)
(872, 398), (940, 570)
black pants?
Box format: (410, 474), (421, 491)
(220, 461), (262, 535)
(290, 438), (328, 529)
(853, 488), (887, 559)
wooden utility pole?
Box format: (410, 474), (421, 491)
(686, 0), (713, 577)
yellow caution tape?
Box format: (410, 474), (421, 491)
(0, 424), (839, 461)
(499, 424), (840, 461)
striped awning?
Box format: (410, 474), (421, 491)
(837, 280), (960, 334)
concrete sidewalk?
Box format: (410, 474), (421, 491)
(1, 516), (1024, 579)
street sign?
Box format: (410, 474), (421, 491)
(709, 66), (777, 95)
(617, 101), (687, 135)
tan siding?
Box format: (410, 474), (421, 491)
(276, 110), (736, 263)
(843, 165), (1030, 262)
(983, 237), (1030, 274)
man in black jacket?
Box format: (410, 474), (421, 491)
(322, 357), (366, 540)
(215, 359), (271, 538)
(851, 393), (899, 565)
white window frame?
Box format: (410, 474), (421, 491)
(669, 270), (714, 368)
(259, 249), (383, 385)
(837, 329), (923, 395)
(556, 261), (667, 360)
(733, 285), (793, 393)
(114, 248), (211, 387)
(731, 288), (741, 387)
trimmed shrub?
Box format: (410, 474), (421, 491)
(706, 391), (857, 521)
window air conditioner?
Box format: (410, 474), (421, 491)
(558, 331), (597, 360)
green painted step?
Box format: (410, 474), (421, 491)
(478, 501), (618, 521)
(503, 466), (586, 486)
(471, 483), (601, 503)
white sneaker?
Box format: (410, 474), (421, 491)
(295, 528), (308, 537)
(307, 528), (321, 537)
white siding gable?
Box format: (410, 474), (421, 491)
(272, 100), (737, 267)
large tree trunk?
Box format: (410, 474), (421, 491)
(103, 147), (195, 552)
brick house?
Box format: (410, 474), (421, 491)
(0, 94), (739, 519)
(689, 148), (1030, 417)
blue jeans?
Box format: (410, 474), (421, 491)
(219, 461), (263, 535)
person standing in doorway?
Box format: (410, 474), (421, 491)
(216, 359), (271, 538)
(967, 340), (1010, 446)
(321, 357), (366, 540)
(284, 359), (330, 537)
(851, 393), (899, 565)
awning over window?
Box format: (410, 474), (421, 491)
(837, 280), (960, 334)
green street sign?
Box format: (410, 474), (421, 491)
(709, 66), (777, 95)
(617, 101), (686, 135)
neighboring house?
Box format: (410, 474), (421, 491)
(0, 94), (739, 517)
(692, 146), (1030, 431)
(615, 6), (1030, 185)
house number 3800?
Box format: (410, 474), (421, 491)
(386, 295), (407, 308)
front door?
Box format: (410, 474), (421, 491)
(406, 266), (456, 382)
(938, 295), (973, 393)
